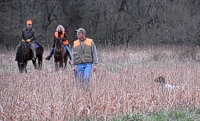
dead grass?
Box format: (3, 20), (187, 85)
(0, 45), (200, 120)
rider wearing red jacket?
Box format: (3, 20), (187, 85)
(45, 25), (71, 60)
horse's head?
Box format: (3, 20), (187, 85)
(16, 42), (30, 73)
(54, 38), (63, 53)
(55, 38), (62, 48)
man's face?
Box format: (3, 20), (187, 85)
(77, 32), (85, 40)
(27, 24), (32, 29)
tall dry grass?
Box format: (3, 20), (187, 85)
(0, 45), (200, 120)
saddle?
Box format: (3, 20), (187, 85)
(19, 41), (39, 49)
(17, 42), (40, 59)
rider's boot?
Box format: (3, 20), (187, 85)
(32, 49), (36, 61)
(31, 43), (36, 61)
(45, 48), (54, 60)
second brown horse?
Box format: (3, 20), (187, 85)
(54, 37), (69, 71)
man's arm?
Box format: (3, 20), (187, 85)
(71, 46), (77, 71)
(92, 41), (98, 66)
(21, 29), (25, 40)
(30, 29), (36, 41)
(71, 47), (75, 67)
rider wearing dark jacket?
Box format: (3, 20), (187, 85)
(15, 20), (36, 61)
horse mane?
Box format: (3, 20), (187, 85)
(55, 38), (64, 49)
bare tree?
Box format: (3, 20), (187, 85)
(1, 0), (200, 48)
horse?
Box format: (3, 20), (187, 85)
(54, 38), (69, 71)
(16, 41), (44, 73)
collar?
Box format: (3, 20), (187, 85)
(79, 38), (86, 41)
(26, 27), (32, 31)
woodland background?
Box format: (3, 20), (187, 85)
(1, 1), (200, 120)
(1, 0), (200, 48)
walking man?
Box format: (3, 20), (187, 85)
(71, 28), (98, 87)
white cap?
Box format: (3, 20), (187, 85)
(75, 28), (86, 34)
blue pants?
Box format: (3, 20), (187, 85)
(65, 46), (72, 60)
(75, 63), (92, 85)
(49, 46), (72, 59)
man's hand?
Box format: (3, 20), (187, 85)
(22, 39), (25, 42)
(71, 66), (76, 71)
(26, 39), (31, 42)
(93, 65), (97, 72)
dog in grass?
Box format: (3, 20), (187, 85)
(154, 76), (186, 92)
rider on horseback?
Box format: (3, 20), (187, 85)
(15, 19), (36, 61)
(45, 25), (72, 61)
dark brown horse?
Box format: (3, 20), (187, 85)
(54, 38), (69, 71)
(16, 41), (44, 73)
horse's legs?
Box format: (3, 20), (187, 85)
(60, 60), (63, 69)
(32, 59), (37, 69)
(38, 55), (43, 70)
(64, 56), (68, 69)
(55, 61), (58, 71)
(25, 61), (28, 73)
(64, 61), (67, 69)
(18, 62), (23, 73)
(60, 55), (64, 69)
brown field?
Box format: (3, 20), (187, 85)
(0, 45), (200, 120)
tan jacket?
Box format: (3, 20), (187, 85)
(72, 38), (98, 65)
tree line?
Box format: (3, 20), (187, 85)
(1, 0), (200, 48)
